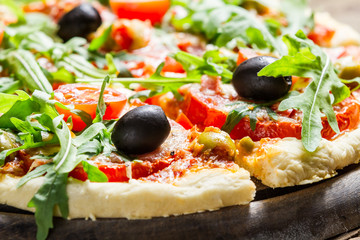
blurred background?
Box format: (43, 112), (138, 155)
(309, 0), (360, 31)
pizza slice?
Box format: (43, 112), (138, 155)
(0, 90), (255, 218)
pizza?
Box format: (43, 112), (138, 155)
(0, 0), (360, 239)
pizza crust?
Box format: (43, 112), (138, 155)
(237, 128), (360, 188)
(0, 167), (255, 219)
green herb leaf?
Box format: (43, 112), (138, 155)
(27, 168), (68, 240)
(0, 98), (40, 129)
(221, 101), (277, 133)
(52, 116), (79, 173)
(0, 49), (53, 93)
(172, 51), (233, 80)
(129, 89), (159, 102)
(0, 91), (28, 113)
(258, 31), (350, 152)
(10, 117), (42, 142)
(0, 77), (21, 93)
(17, 163), (52, 188)
(82, 160), (108, 182)
(72, 122), (107, 147)
(88, 25), (112, 51)
(77, 139), (102, 155)
(93, 75), (110, 123)
(171, 2), (280, 52)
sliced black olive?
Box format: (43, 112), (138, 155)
(232, 56), (292, 102)
(111, 105), (171, 155)
(58, 3), (102, 42)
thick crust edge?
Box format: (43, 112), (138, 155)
(0, 168), (255, 219)
(238, 128), (360, 188)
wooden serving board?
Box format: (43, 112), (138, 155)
(1, 164), (360, 239)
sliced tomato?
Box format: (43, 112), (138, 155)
(111, 21), (133, 50)
(179, 83), (360, 141)
(236, 48), (259, 65)
(162, 56), (184, 73)
(54, 84), (127, 131)
(69, 159), (173, 182)
(0, 28), (3, 46)
(175, 112), (193, 130)
(308, 24), (335, 47)
(110, 0), (170, 24)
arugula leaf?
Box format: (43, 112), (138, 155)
(18, 31), (55, 53)
(73, 122), (107, 147)
(129, 89), (160, 102)
(341, 77), (360, 92)
(10, 117), (42, 142)
(259, 31), (350, 152)
(99, 128), (117, 156)
(77, 63), (201, 100)
(70, 109), (93, 127)
(77, 139), (103, 155)
(0, 98), (40, 129)
(0, 49), (53, 93)
(93, 76), (110, 123)
(4, 13), (57, 49)
(31, 91), (60, 119)
(0, 91), (28, 113)
(27, 168), (69, 240)
(171, 2), (280, 52)
(222, 101), (277, 133)
(82, 160), (108, 182)
(88, 25), (112, 51)
(52, 116), (79, 173)
(16, 163), (52, 188)
(172, 51), (234, 80)
(0, 77), (21, 93)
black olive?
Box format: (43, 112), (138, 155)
(232, 56), (292, 101)
(111, 105), (171, 155)
(58, 3), (102, 42)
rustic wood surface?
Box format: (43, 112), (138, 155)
(1, 1), (360, 240)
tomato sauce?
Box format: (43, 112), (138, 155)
(67, 121), (238, 183)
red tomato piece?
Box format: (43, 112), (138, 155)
(162, 56), (184, 73)
(236, 48), (259, 65)
(0, 27), (3, 46)
(308, 24), (335, 47)
(54, 84), (127, 131)
(179, 85), (360, 141)
(110, 0), (170, 24)
(111, 21), (133, 50)
(69, 159), (173, 182)
(175, 112), (193, 130)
